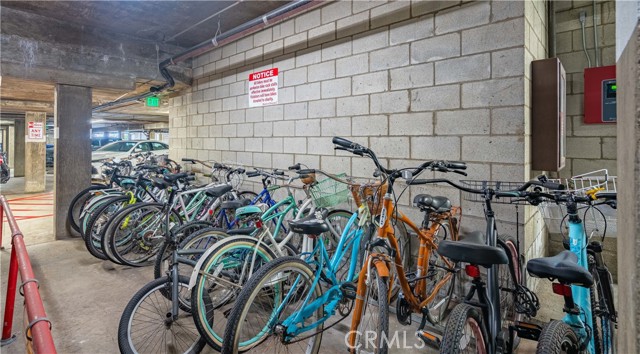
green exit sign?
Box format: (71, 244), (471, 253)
(146, 96), (160, 107)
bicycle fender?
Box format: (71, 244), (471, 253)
(372, 257), (390, 278)
(187, 235), (264, 290)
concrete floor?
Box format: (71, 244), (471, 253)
(0, 175), (597, 353)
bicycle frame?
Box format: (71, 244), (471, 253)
(278, 211), (363, 338)
(564, 204), (596, 354)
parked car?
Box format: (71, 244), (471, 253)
(91, 140), (169, 176)
(46, 144), (54, 167)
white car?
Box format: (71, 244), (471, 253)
(91, 140), (169, 176)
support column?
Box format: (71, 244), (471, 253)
(54, 85), (91, 239)
(24, 112), (45, 192)
(616, 20), (640, 354)
(13, 123), (25, 177)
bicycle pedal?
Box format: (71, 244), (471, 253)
(513, 321), (542, 341)
(416, 330), (440, 349)
(340, 282), (357, 300)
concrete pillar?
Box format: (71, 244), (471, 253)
(24, 112), (46, 192)
(13, 122), (25, 177)
(616, 19), (640, 354)
(54, 85), (92, 238)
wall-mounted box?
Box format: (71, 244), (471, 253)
(584, 65), (616, 124)
(532, 58), (566, 171)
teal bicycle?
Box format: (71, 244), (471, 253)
(219, 170), (377, 353)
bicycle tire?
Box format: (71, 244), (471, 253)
(426, 222), (456, 325)
(589, 253), (617, 354)
(191, 236), (278, 351)
(322, 209), (356, 280)
(497, 234), (525, 349)
(117, 275), (206, 354)
(441, 303), (489, 354)
(80, 193), (123, 239)
(84, 195), (130, 260)
(221, 256), (323, 354)
(349, 264), (389, 354)
(68, 185), (108, 235)
(153, 224), (224, 279)
(536, 320), (580, 354)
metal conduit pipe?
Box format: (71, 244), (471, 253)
(93, 0), (323, 113)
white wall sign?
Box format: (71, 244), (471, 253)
(26, 121), (46, 142)
(248, 68), (278, 107)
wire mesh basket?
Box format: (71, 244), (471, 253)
(539, 170), (617, 235)
(349, 181), (387, 215)
(459, 180), (530, 205)
(310, 173), (349, 208)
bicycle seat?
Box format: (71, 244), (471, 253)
(227, 227), (257, 236)
(437, 231), (508, 267)
(163, 173), (190, 183)
(220, 199), (251, 210)
(235, 205), (262, 219)
(205, 184), (233, 198)
(526, 251), (593, 287)
(152, 178), (170, 190)
(413, 194), (451, 213)
(288, 209), (330, 235)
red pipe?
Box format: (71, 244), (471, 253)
(0, 196), (56, 353)
(0, 203), (4, 250)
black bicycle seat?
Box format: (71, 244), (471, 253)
(220, 199), (251, 210)
(437, 231), (508, 267)
(413, 194), (451, 213)
(205, 184), (233, 198)
(527, 251), (593, 287)
(288, 210), (330, 235)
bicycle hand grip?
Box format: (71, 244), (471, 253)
(332, 136), (355, 148)
(446, 161), (467, 170)
(453, 170), (468, 176)
(235, 168), (246, 174)
(181, 158), (197, 163)
(407, 179), (428, 185)
(246, 171), (260, 178)
(297, 169), (316, 174)
(213, 163), (223, 169)
(288, 163), (301, 170)
(274, 169), (285, 176)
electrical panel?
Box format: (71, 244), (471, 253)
(532, 58), (566, 172)
(584, 65), (616, 124)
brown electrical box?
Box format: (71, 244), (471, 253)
(531, 58), (566, 171)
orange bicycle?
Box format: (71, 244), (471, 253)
(332, 137), (468, 353)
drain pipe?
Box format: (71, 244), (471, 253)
(93, 0), (323, 113)
(592, 0), (599, 66)
(548, 0), (556, 57)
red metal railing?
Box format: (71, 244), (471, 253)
(1, 195), (56, 353)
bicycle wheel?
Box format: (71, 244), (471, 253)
(322, 209), (357, 280)
(80, 193), (122, 239)
(118, 275), (205, 354)
(441, 304), (488, 354)
(497, 234), (525, 347)
(222, 256), (323, 354)
(191, 237), (277, 351)
(153, 222), (220, 279)
(109, 203), (181, 267)
(349, 265), (389, 354)
(589, 254), (616, 354)
(425, 222), (456, 325)
(536, 320), (580, 354)
(85, 195), (130, 260)
(68, 184), (108, 235)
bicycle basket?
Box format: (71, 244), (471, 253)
(309, 173), (349, 208)
(459, 180), (530, 205)
(350, 181), (387, 215)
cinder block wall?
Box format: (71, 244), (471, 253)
(169, 1), (551, 266)
(555, 0), (617, 177)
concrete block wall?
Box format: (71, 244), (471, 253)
(555, 0), (617, 177)
(169, 0), (550, 262)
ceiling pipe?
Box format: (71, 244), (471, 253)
(93, 0), (325, 113)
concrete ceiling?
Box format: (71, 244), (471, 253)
(0, 1), (291, 124)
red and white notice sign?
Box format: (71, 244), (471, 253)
(26, 121), (46, 142)
(248, 68), (278, 107)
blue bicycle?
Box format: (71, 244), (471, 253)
(220, 171), (372, 353)
(525, 187), (617, 354)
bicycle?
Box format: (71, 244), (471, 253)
(525, 187), (617, 354)
(220, 169), (372, 353)
(190, 168), (354, 351)
(413, 177), (563, 354)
